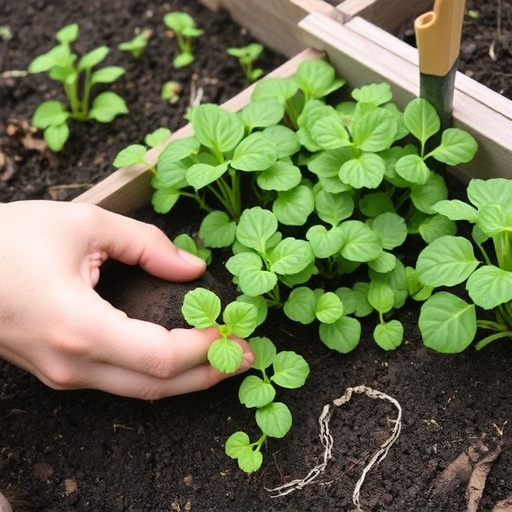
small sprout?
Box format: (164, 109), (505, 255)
(467, 9), (480, 19)
(112, 127), (171, 174)
(0, 25), (12, 41)
(227, 43), (264, 83)
(29, 23), (128, 151)
(118, 28), (153, 58)
(163, 12), (203, 68)
(161, 80), (182, 104)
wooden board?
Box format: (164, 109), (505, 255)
(300, 12), (512, 182)
(73, 48), (323, 213)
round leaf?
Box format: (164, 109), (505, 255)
(208, 337), (244, 374)
(199, 210), (236, 249)
(223, 301), (258, 338)
(271, 351), (310, 389)
(249, 337), (277, 371)
(283, 287), (317, 324)
(319, 316), (361, 353)
(239, 375), (276, 408)
(374, 320), (404, 350)
(255, 402), (292, 438)
(316, 292), (344, 324)
(466, 265), (512, 310)
(181, 287), (221, 328)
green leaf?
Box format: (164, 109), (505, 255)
(251, 76), (298, 105)
(314, 189), (354, 226)
(78, 46), (109, 71)
(295, 58), (340, 98)
(223, 302), (258, 338)
(240, 97), (285, 130)
(151, 186), (180, 214)
(231, 132), (277, 171)
(418, 213), (457, 243)
(44, 123), (70, 152)
(272, 185), (315, 226)
(238, 268), (278, 296)
(339, 153), (385, 189)
(90, 65), (125, 84)
(237, 295), (268, 327)
(249, 337), (276, 371)
(419, 292), (477, 353)
(283, 287), (317, 324)
(113, 144), (147, 167)
(261, 125), (300, 159)
(225, 432), (263, 473)
(403, 97), (440, 147)
(310, 114), (350, 150)
(478, 204), (512, 237)
(158, 136), (199, 163)
(186, 161), (229, 189)
(374, 320), (403, 350)
(316, 292), (344, 324)
(429, 128), (478, 165)
(191, 104), (244, 153)
(239, 375), (276, 408)
(236, 207), (278, 252)
(335, 287), (357, 315)
(352, 82), (392, 106)
(338, 220), (382, 262)
(144, 128), (171, 148)
(255, 402), (292, 438)
(395, 154), (430, 185)
(32, 100), (69, 129)
(208, 337), (244, 373)
(199, 210), (237, 248)
(89, 92), (128, 122)
(370, 212), (408, 250)
(256, 160), (302, 191)
(416, 235), (479, 287)
(352, 108), (397, 152)
(181, 287), (221, 328)
(432, 199), (478, 222)
(319, 315), (361, 353)
(359, 191), (394, 218)
(466, 265), (512, 310)
(29, 44), (72, 73)
(271, 352), (310, 389)
(367, 280), (394, 314)
(268, 238), (314, 275)
(306, 225), (343, 259)
(352, 282), (373, 317)
(226, 251), (263, 277)
(173, 234), (211, 265)
(56, 23), (79, 44)
(467, 178), (512, 209)
(411, 172), (448, 214)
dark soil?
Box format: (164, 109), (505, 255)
(1, 1), (512, 512)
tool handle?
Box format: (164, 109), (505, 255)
(414, 0), (466, 76)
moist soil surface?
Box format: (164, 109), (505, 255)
(1, 1), (512, 512)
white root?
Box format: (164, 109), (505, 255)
(266, 384), (403, 511)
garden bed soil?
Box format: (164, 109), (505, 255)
(1, 1), (512, 512)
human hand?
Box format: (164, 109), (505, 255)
(0, 200), (253, 399)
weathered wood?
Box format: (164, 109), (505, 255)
(300, 13), (512, 181)
(337, 0), (433, 33)
(74, 48), (323, 213)
(200, 0), (340, 58)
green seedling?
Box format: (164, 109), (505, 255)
(118, 28), (153, 58)
(0, 25), (12, 41)
(161, 80), (182, 104)
(181, 287), (260, 373)
(173, 233), (211, 265)
(113, 127), (171, 174)
(227, 43), (264, 83)
(29, 23), (128, 151)
(416, 178), (512, 352)
(163, 12), (203, 68)
(225, 336), (309, 473)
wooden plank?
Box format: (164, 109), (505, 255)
(299, 12), (512, 181)
(74, 48), (323, 213)
(337, 0), (433, 33)
(200, 0), (340, 58)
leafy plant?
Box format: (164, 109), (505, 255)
(227, 43), (264, 83)
(113, 128), (171, 174)
(161, 80), (182, 104)
(163, 12), (203, 68)
(226, 336), (309, 473)
(29, 23), (128, 151)
(118, 28), (153, 58)
(416, 178), (512, 352)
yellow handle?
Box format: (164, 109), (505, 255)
(414, 0), (466, 76)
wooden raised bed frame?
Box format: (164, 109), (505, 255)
(75, 0), (512, 214)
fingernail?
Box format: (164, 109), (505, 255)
(177, 248), (205, 268)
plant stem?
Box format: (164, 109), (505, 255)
(475, 330), (512, 350)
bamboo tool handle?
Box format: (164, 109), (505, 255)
(414, 0), (466, 77)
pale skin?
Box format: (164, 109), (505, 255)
(0, 200), (254, 400)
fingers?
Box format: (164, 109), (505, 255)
(70, 290), (253, 381)
(91, 207), (206, 282)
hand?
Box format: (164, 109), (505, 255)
(0, 200), (253, 399)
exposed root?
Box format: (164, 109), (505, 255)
(266, 384), (402, 511)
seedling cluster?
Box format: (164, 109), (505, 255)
(126, 57), (481, 472)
